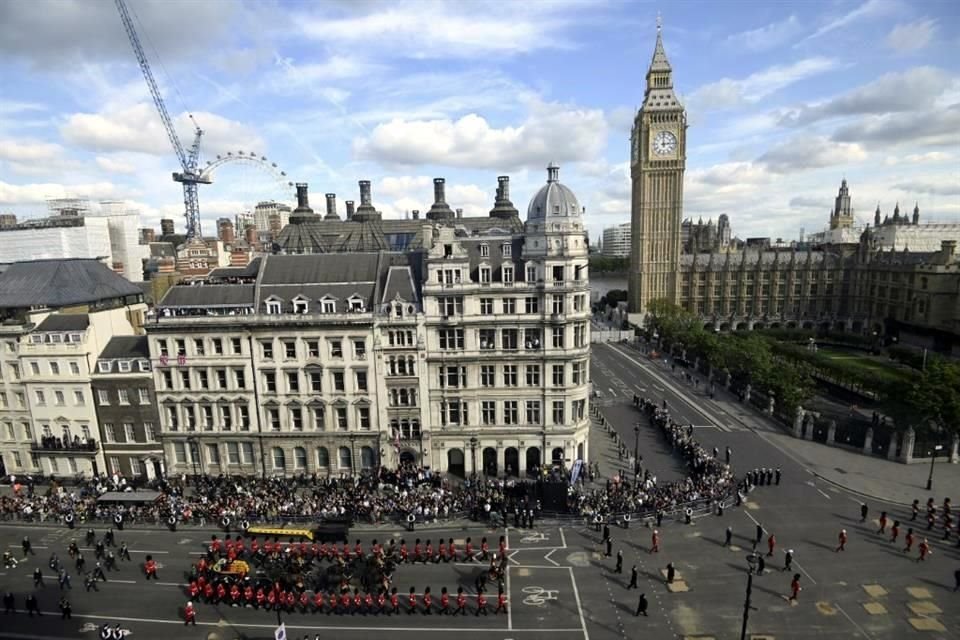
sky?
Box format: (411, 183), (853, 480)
(0, 0), (958, 243)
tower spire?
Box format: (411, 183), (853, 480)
(650, 16), (672, 73)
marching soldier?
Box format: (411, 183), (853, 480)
(904, 528), (916, 553)
(627, 565), (639, 589)
(3, 591), (15, 614)
(784, 549), (794, 572)
(93, 561), (107, 582)
(390, 587), (400, 615)
(635, 593), (648, 616)
(439, 587), (450, 614)
(59, 596), (72, 619)
(918, 538), (932, 562)
(33, 567), (44, 588)
(25, 593), (40, 617)
(84, 571), (98, 592)
(890, 521), (901, 544)
(835, 529), (848, 552)
(650, 530), (660, 553)
(422, 587), (432, 615)
(495, 588), (507, 614)
(724, 526), (733, 547)
(144, 555), (158, 580)
(184, 600), (196, 625)
(878, 511), (888, 534)
(407, 586), (417, 615)
(454, 587), (467, 615)
(789, 574), (802, 602)
(475, 589), (488, 616)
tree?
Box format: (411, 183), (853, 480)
(904, 359), (960, 437)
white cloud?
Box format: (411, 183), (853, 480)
(689, 57), (837, 111)
(883, 151), (952, 166)
(95, 156), (138, 175)
(297, 1), (585, 59)
(725, 15), (802, 52)
(802, 0), (898, 42)
(0, 180), (121, 206)
(832, 104), (960, 148)
(892, 177), (960, 196)
(0, 139), (64, 163)
(61, 104), (264, 158)
(372, 175), (488, 219)
(757, 135), (867, 173)
(353, 99), (606, 170)
(789, 195), (825, 209)
(886, 18), (937, 52)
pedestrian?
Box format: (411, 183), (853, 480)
(627, 565), (638, 589)
(784, 549), (793, 572)
(918, 539), (932, 562)
(775, 468), (781, 485)
(184, 600), (196, 625)
(725, 446), (731, 465)
(59, 596), (72, 619)
(605, 537), (613, 557)
(767, 533), (776, 557)
(33, 567), (44, 588)
(635, 592), (648, 616)
(911, 499), (919, 521)
(3, 591), (14, 614)
(666, 562), (675, 584)
(603, 524), (610, 542)
(859, 504), (868, 523)
(650, 530), (660, 554)
(755, 523), (763, 545)
(904, 528), (915, 553)
(713, 447), (719, 459)
(789, 574), (801, 602)
(954, 568), (960, 592)
(724, 526), (733, 547)
(890, 521), (900, 544)
(25, 593), (40, 617)
(22, 536), (34, 557)
(756, 554), (765, 575)
(615, 550), (623, 573)
(836, 529), (847, 552)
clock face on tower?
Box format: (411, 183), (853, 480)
(652, 130), (677, 155)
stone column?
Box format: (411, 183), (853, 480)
(887, 432), (899, 461)
(792, 407), (804, 438)
(949, 434), (959, 464)
(900, 427), (915, 463)
(803, 414), (815, 440)
(826, 420), (837, 444)
(863, 428), (873, 455)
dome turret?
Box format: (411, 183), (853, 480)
(527, 163), (582, 221)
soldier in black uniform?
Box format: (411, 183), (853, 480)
(3, 591), (15, 614)
(725, 526), (733, 547)
(635, 593), (648, 616)
(59, 596), (72, 619)
(25, 593), (40, 617)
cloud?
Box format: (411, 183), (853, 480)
(832, 104), (960, 147)
(0, 0), (234, 68)
(0, 139), (64, 163)
(0, 180), (121, 206)
(789, 195), (825, 208)
(95, 156), (138, 175)
(778, 67), (951, 126)
(725, 15), (802, 52)
(892, 180), (960, 196)
(353, 99), (606, 170)
(368, 175), (489, 219)
(757, 135), (867, 173)
(688, 162), (774, 187)
(802, 0), (897, 42)
(297, 1), (586, 59)
(689, 57), (837, 111)
(606, 107), (635, 134)
(61, 104), (264, 157)
(886, 18), (937, 52)
(264, 54), (382, 97)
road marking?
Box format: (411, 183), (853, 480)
(7, 544), (48, 549)
(817, 488), (832, 500)
(106, 579), (138, 584)
(608, 387), (617, 397)
(544, 549), (560, 567)
(505, 564), (513, 630)
(837, 603), (875, 640)
(128, 549), (170, 554)
(156, 581), (185, 587)
(559, 527), (567, 549)
(567, 566), (590, 640)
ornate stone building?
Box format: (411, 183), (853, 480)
(147, 168), (592, 477)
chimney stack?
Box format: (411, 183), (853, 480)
(291, 183), (314, 218)
(353, 180), (381, 222)
(359, 180), (372, 206)
(426, 177), (454, 221)
(324, 193), (340, 220)
(942, 240), (957, 261)
(160, 218), (175, 236)
(456, 208), (463, 219)
(412, 210), (420, 220)
(244, 225), (257, 246)
(489, 175), (519, 220)
(345, 200), (355, 220)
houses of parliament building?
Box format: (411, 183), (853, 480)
(628, 26), (960, 355)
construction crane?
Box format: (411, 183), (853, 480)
(115, 0), (209, 240)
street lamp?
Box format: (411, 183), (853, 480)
(186, 436), (200, 479)
(469, 436), (478, 478)
(348, 434), (357, 477)
(633, 423), (641, 482)
(926, 444), (944, 491)
(542, 429), (547, 477)
(741, 552), (758, 640)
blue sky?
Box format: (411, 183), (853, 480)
(1, 0), (957, 242)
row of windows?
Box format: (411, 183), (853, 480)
(0, 390), (28, 409)
(262, 369), (367, 394)
(439, 398), (587, 426)
(681, 284), (831, 298)
(436, 294), (587, 316)
(434, 261), (585, 286)
(27, 332), (84, 345)
(18, 359), (84, 378)
(438, 362), (587, 388)
(102, 422), (156, 444)
(263, 295), (365, 315)
(96, 387), (151, 407)
(156, 336), (368, 361)
(31, 388), (88, 407)
(162, 403), (370, 433)
(172, 441), (376, 471)
(683, 299), (834, 315)
(440, 325), (588, 351)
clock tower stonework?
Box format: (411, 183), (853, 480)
(629, 23), (686, 319)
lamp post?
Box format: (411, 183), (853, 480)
(926, 444), (944, 491)
(542, 428), (547, 476)
(349, 434), (357, 477)
(633, 423), (641, 482)
(741, 552), (758, 640)
(186, 436), (200, 479)
(469, 436), (478, 478)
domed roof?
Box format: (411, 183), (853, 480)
(527, 163), (582, 221)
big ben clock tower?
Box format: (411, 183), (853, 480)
(629, 19), (686, 319)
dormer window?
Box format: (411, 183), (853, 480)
(479, 266), (491, 284)
(50, 334), (63, 343)
(321, 298), (336, 314)
(69, 333), (82, 343)
(502, 243), (512, 257)
(265, 297), (282, 314)
(30, 335), (43, 344)
(479, 244), (489, 258)
(97, 361), (111, 373)
(117, 361), (132, 373)
(137, 360), (150, 372)
(292, 297), (309, 314)
(348, 297), (365, 312)
(503, 266), (514, 285)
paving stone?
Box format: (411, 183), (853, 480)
(863, 602), (887, 615)
(862, 584), (887, 598)
(667, 579), (689, 593)
(906, 587), (932, 599)
(907, 601), (942, 615)
(908, 617), (946, 632)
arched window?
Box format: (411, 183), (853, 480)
(294, 446), (307, 470)
(338, 446), (352, 470)
(316, 447), (329, 468)
(272, 447), (286, 470)
(360, 446), (375, 470)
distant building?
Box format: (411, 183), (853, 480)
(601, 223), (631, 257)
(140, 228), (156, 244)
(217, 218), (236, 244)
(0, 214), (16, 228)
(160, 219), (175, 236)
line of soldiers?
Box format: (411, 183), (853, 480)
(745, 467), (781, 488)
(908, 498), (957, 544)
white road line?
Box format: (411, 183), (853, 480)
(7, 544), (48, 549)
(567, 566), (591, 640)
(837, 603), (874, 640)
(608, 387), (617, 397)
(509, 545), (566, 551)
(156, 581), (184, 587)
(505, 564), (513, 631)
(128, 549), (170, 554)
(105, 579), (138, 584)
(559, 527), (567, 550)
(792, 559), (817, 586)
(816, 488), (832, 500)
(544, 549), (560, 567)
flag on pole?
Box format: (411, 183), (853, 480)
(274, 622), (286, 640)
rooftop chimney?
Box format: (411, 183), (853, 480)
(244, 224), (257, 246)
(489, 175), (519, 220)
(412, 209), (420, 220)
(456, 208), (463, 219)
(942, 240), (957, 261)
(426, 177), (455, 221)
(345, 200), (355, 220)
(291, 182), (314, 218)
(353, 180), (381, 222)
(324, 193), (340, 220)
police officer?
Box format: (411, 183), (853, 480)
(22, 536), (34, 557)
(59, 568), (71, 590)
(59, 596), (72, 619)
(725, 526), (733, 547)
(25, 593), (40, 617)
(605, 536), (613, 557)
(119, 542), (131, 562)
(784, 549), (794, 572)
(105, 551), (117, 572)
(84, 572), (99, 592)
(627, 565), (638, 589)
(3, 591), (15, 614)
(33, 567), (44, 588)
(93, 561), (107, 582)
(634, 592), (648, 616)
(104, 528), (115, 547)
(775, 468), (782, 485)
(860, 503), (869, 523)
(666, 562), (676, 583)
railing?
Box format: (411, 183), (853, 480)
(31, 438), (99, 453)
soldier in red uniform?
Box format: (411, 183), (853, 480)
(264, 540), (275, 556)
(835, 529), (847, 552)
(144, 555), (158, 580)
(267, 588), (277, 610)
(499, 536), (507, 558)
(203, 582), (214, 603)
(311, 589), (323, 613)
(465, 537), (474, 561)
(197, 557), (208, 574)
(414, 539), (423, 563)
(342, 541), (351, 561)
(918, 538), (932, 561)
(210, 536), (222, 555)
(399, 540), (409, 564)
(255, 586), (265, 609)
(788, 574), (801, 602)
(454, 586), (467, 615)
(425, 539), (434, 564)
(480, 537), (489, 561)
(250, 537), (260, 556)
(767, 533), (776, 557)
(364, 590), (374, 614)
(439, 586), (450, 614)
(216, 582), (226, 604)
(890, 521), (900, 543)
(354, 540), (363, 559)
(377, 588), (386, 614)
(188, 580), (199, 599)
(437, 540), (446, 563)
(476, 589), (488, 616)
(877, 511), (888, 534)
(650, 530), (660, 553)
(447, 538), (457, 562)
(243, 583), (254, 606)
(184, 600), (196, 625)
(339, 589), (351, 614)
(495, 588), (507, 614)
(422, 586), (432, 614)
(408, 586), (417, 614)
(229, 583), (241, 605)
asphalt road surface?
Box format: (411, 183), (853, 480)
(0, 343), (957, 639)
